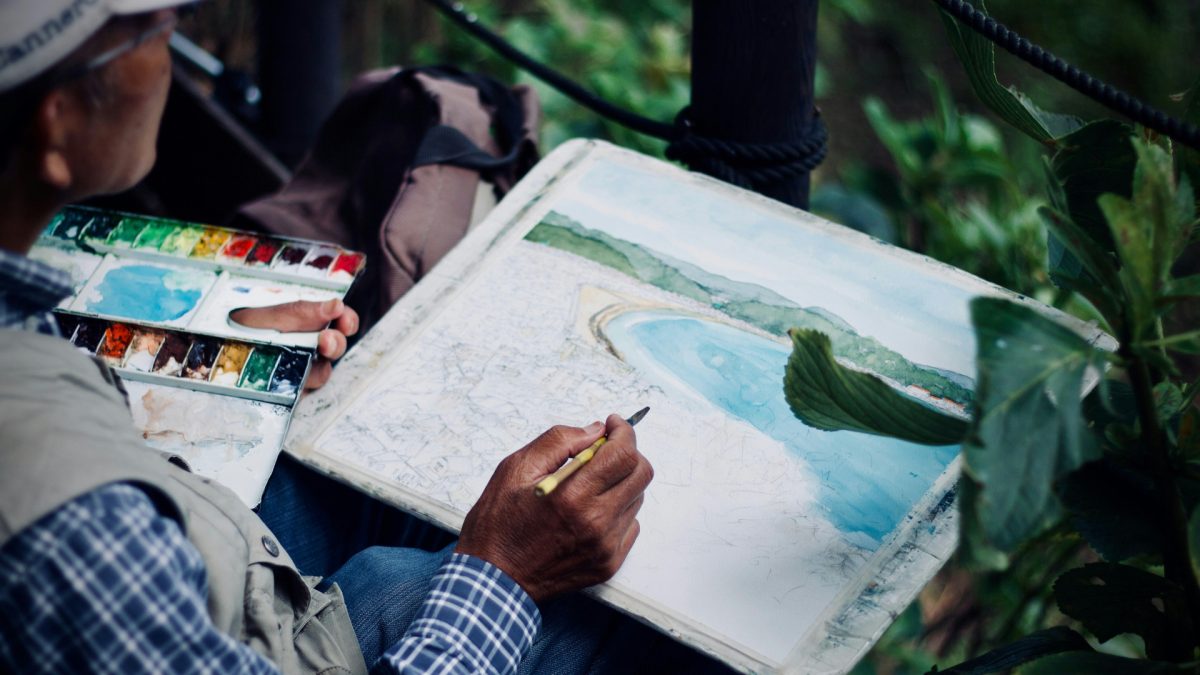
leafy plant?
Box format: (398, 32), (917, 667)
(785, 9), (1200, 673)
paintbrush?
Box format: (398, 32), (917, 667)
(534, 407), (650, 497)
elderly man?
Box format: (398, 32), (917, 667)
(0, 2), (688, 673)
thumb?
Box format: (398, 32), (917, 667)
(521, 421), (606, 475)
(231, 298), (343, 333)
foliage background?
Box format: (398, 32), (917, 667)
(181, 1), (1200, 672)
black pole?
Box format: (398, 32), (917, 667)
(690, 0), (819, 208)
(257, 0), (343, 167)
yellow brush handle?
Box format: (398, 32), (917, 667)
(534, 437), (608, 497)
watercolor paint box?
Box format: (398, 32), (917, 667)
(31, 206), (368, 507)
(41, 205), (365, 291)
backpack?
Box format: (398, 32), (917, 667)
(232, 66), (541, 331)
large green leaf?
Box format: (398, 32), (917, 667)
(1059, 460), (1165, 562)
(1020, 652), (1200, 675)
(783, 329), (968, 445)
(924, 626), (1091, 674)
(937, 4), (1082, 145)
(1048, 120), (1137, 253)
(965, 298), (1102, 552)
(1054, 562), (1191, 660)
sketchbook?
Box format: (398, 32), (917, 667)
(286, 140), (1108, 673)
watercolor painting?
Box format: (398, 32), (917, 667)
(292, 142), (1104, 673)
(71, 257), (218, 327)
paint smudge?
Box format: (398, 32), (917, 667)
(330, 252), (364, 281)
(218, 235), (257, 263)
(84, 264), (213, 323)
(107, 218), (148, 248)
(133, 220), (179, 250)
(97, 323), (133, 365)
(272, 245), (309, 271)
(238, 347), (280, 392)
(71, 318), (107, 352)
(123, 328), (166, 372)
(212, 342), (251, 386)
(153, 332), (191, 376)
(245, 240), (281, 267)
(190, 228), (231, 259)
(269, 350), (308, 395)
(159, 226), (205, 255)
(135, 384), (270, 453)
(83, 213), (120, 245)
(183, 336), (220, 380)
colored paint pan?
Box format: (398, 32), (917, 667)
(300, 247), (338, 277)
(269, 351), (308, 395)
(122, 328), (167, 372)
(97, 322), (134, 365)
(107, 218), (149, 248)
(190, 228), (231, 260)
(218, 235), (258, 264)
(245, 239), (282, 268)
(54, 313), (81, 340)
(238, 347), (281, 392)
(133, 220), (179, 251)
(152, 332), (192, 376)
(330, 252), (365, 281)
(51, 209), (94, 240)
(83, 213), (120, 245)
(211, 342), (252, 386)
(271, 244), (310, 272)
(182, 336), (220, 380)
(71, 318), (107, 352)
(159, 225), (205, 256)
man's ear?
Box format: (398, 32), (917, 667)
(31, 88), (77, 191)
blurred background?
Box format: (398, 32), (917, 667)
(172, 1), (1199, 671)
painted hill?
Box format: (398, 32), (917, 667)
(526, 211), (974, 405)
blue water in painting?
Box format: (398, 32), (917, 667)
(87, 264), (207, 322)
(606, 311), (959, 550)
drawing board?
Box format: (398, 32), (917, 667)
(287, 140), (1110, 673)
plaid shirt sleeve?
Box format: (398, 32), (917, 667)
(373, 554), (542, 675)
(0, 483), (279, 675)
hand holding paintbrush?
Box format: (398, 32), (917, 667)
(455, 413), (654, 603)
(534, 407), (650, 496)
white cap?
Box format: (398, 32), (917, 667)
(0, 0), (195, 93)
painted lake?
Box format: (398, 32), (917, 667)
(605, 310), (960, 549)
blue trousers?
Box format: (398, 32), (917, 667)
(257, 454), (733, 674)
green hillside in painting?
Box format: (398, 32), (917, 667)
(526, 210), (974, 405)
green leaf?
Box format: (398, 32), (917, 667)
(1054, 562), (1192, 660)
(965, 298), (1102, 552)
(1038, 206), (1122, 321)
(1049, 120), (1137, 252)
(925, 626), (1091, 674)
(1164, 274), (1200, 301)
(782, 329), (968, 445)
(1020, 652), (1200, 675)
(937, 5), (1082, 144)
(1059, 460), (1165, 562)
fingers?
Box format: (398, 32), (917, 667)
(317, 327), (348, 361)
(570, 415), (651, 499)
(522, 422), (606, 476)
(230, 298), (349, 333)
(304, 360), (333, 391)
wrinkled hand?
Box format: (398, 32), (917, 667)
(229, 299), (360, 391)
(456, 415), (653, 604)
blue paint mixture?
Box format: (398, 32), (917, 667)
(606, 311), (959, 549)
(86, 264), (210, 322)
